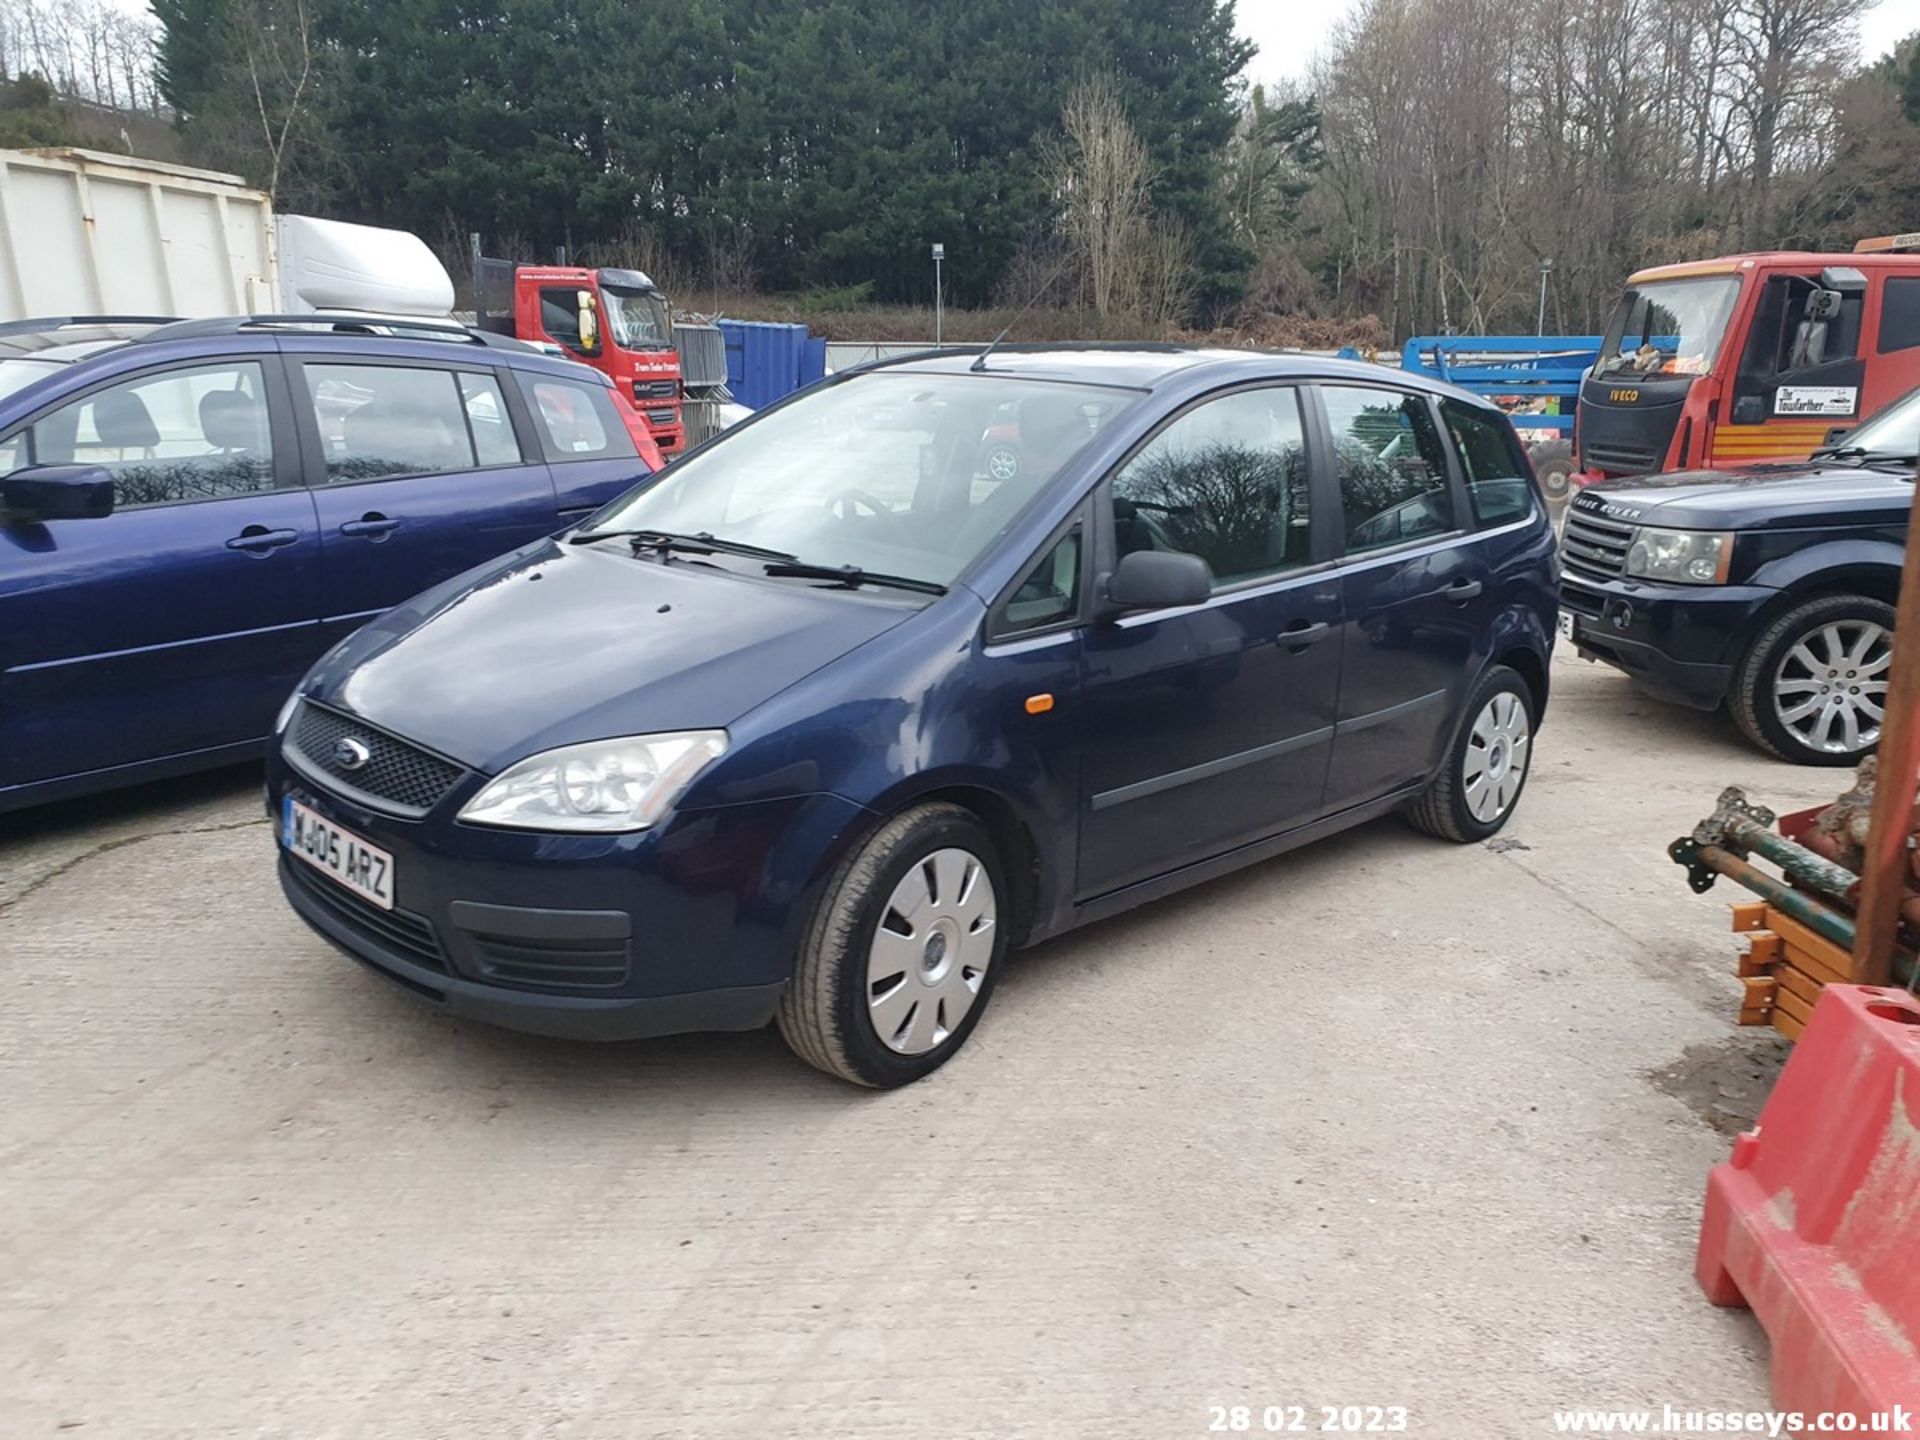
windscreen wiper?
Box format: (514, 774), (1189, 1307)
(569, 528), (797, 562)
(1813, 447), (1919, 466)
(763, 560), (948, 596)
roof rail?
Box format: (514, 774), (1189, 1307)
(132, 313), (537, 350)
(0, 314), (179, 337)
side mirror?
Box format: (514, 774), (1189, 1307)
(1102, 549), (1212, 615)
(1732, 395), (1766, 425)
(576, 291), (600, 354)
(1, 465), (114, 523)
(1823, 426), (1852, 447)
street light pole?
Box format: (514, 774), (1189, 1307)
(1537, 257), (1554, 336)
(932, 242), (945, 347)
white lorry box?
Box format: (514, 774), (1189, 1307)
(0, 147), (453, 322)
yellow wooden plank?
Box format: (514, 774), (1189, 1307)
(1731, 902), (1770, 934)
(1762, 907), (1854, 984)
(1775, 964), (1824, 1010)
(1774, 984), (1815, 1026)
(1772, 1007), (1806, 1042)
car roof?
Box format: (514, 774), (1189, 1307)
(863, 343), (1497, 408)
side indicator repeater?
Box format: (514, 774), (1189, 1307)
(1025, 694), (1055, 715)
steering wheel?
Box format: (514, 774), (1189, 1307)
(826, 487), (910, 540)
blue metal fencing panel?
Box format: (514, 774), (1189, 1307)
(717, 320), (818, 410)
(1399, 335), (1603, 436)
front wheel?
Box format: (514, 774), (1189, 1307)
(1404, 665), (1536, 842)
(1729, 594), (1893, 766)
(777, 803), (1005, 1087)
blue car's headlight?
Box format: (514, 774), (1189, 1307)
(457, 731), (728, 833)
(273, 690), (302, 736)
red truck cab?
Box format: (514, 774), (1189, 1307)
(1572, 245), (1920, 486)
(477, 262), (685, 455)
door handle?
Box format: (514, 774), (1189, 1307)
(225, 525), (299, 553)
(1445, 578), (1484, 603)
(1277, 620), (1333, 650)
(339, 513), (400, 539)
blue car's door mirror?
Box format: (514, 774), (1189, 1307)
(1101, 549), (1212, 616)
(1, 465), (115, 523)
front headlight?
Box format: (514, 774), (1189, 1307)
(273, 690), (302, 735)
(457, 731), (727, 833)
(1624, 527), (1733, 584)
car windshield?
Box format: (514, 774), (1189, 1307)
(1834, 386), (1920, 461)
(1594, 276), (1741, 378)
(601, 286), (671, 348)
(586, 371), (1143, 590)
(0, 357), (64, 403)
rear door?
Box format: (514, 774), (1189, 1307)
(0, 355), (321, 788)
(288, 356), (559, 647)
(514, 369), (654, 523)
(1317, 382), (1489, 811)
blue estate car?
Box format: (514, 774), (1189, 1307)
(0, 315), (653, 813)
(268, 346), (1559, 1087)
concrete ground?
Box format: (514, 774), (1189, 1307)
(0, 650), (1851, 1439)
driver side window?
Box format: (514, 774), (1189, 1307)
(1109, 387), (1310, 589)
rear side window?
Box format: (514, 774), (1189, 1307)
(519, 376), (638, 463)
(458, 372), (523, 466)
(1441, 400), (1538, 528)
(1321, 386), (1453, 554)
(303, 364), (478, 481)
(1879, 278), (1920, 354)
(12, 362), (276, 509)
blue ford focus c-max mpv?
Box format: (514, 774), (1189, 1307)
(269, 346), (1557, 1086)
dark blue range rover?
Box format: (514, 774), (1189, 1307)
(269, 347), (1558, 1086)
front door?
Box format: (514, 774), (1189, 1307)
(1316, 383), (1489, 809)
(1076, 385), (1343, 899)
(0, 357), (321, 788)
(1719, 269), (1869, 466)
(288, 357), (560, 648)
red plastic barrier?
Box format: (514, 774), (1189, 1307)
(1698, 984), (1920, 1418)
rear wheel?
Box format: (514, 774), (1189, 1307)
(777, 803), (1005, 1087)
(1729, 594), (1892, 766)
(1405, 665), (1535, 843)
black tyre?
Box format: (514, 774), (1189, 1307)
(1528, 439), (1574, 502)
(1729, 594), (1893, 766)
(1405, 665), (1536, 843)
(777, 802), (1006, 1087)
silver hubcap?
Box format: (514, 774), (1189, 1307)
(1773, 620), (1890, 755)
(866, 848), (996, 1056)
(1463, 691), (1530, 823)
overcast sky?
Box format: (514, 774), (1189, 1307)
(1234, 0), (1919, 84)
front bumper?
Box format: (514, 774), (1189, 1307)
(1560, 574), (1778, 710)
(269, 754), (867, 1041)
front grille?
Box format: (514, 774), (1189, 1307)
(1583, 441), (1660, 476)
(646, 408), (676, 427)
(287, 702), (466, 816)
(284, 856), (446, 972)
(633, 379), (678, 400)
(1561, 507), (1635, 580)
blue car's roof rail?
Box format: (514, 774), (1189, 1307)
(133, 313), (538, 351)
(0, 315), (181, 337)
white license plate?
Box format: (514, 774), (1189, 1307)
(1558, 610), (1579, 642)
(283, 798), (395, 910)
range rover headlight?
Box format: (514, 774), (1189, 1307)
(1624, 528), (1733, 584)
(458, 731), (728, 833)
